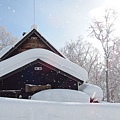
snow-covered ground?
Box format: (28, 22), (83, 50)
(0, 89), (120, 120)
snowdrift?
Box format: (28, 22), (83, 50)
(0, 97), (120, 120)
(31, 89), (90, 103)
(78, 83), (103, 102)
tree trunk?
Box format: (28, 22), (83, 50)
(106, 58), (110, 102)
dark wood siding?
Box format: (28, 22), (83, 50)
(0, 61), (78, 98)
(17, 35), (51, 53)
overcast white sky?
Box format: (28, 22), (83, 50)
(0, 0), (120, 50)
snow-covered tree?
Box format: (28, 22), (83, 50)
(108, 39), (120, 102)
(60, 37), (102, 81)
(89, 8), (119, 102)
(0, 26), (17, 51)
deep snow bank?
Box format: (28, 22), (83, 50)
(0, 97), (120, 120)
(78, 83), (103, 102)
(31, 89), (90, 103)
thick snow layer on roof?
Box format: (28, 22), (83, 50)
(0, 45), (13, 58)
(0, 97), (120, 120)
(78, 83), (103, 101)
(0, 28), (66, 59)
(0, 48), (88, 82)
(31, 89), (90, 103)
(0, 29), (34, 58)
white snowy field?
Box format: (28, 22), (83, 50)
(0, 97), (120, 120)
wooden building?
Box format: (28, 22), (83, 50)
(0, 28), (88, 99)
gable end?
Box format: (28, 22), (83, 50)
(0, 29), (65, 61)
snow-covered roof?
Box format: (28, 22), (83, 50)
(0, 29), (32, 58)
(0, 28), (66, 59)
(0, 48), (88, 82)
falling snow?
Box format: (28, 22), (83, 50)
(12, 9), (15, 13)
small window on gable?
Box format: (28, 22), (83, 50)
(34, 67), (42, 71)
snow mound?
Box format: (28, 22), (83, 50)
(79, 83), (103, 101)
(31, 89), (90, 103)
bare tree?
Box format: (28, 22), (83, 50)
(60, 36), (108, 101)
(89, 8), (119, 102)
(108, 39), (120, 102)
(60, 36), (101, 78)
(0, 26), (17, 51)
